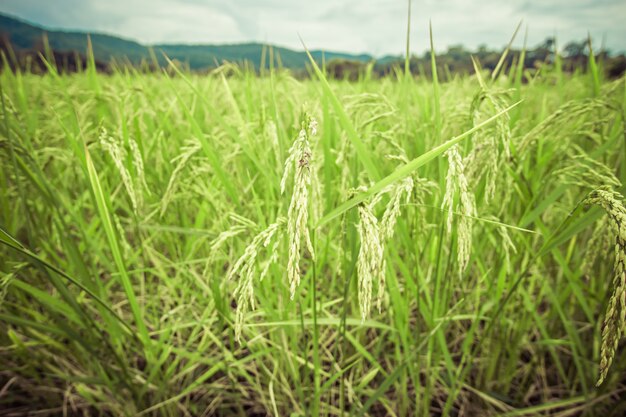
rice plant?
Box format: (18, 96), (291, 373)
(1, 39), (626, 417)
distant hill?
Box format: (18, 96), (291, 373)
(0, 13), (373, 70)
(2, 12), (624, 79)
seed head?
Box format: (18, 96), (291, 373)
(466, 90), (512, 203)
(381, 177), (414, 240)
(584, 188), (626, 385)
(356, 201), (385, 321)
(229, 218), (285, 341)
(442, 145), (476, 274)
(160, 139), (202, 217)
(282, 115), (317, 299)
(99, 128), (141, 214)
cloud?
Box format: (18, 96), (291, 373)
(1, 0), (624, 54)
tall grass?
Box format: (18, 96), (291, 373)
(1, 44), (626, 416)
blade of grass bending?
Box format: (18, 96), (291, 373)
(245, 317), (393, 331)
(406, 204), (539, 234)
(317, 100), (523, 227)
(514, 26), (528, 95)
(497, 396), (585, 417)
(84, 147), (150, 347)
(0, 226), (23, 248)
(404, 0), (412, 78)
(587, 34), (600, 97)
(0, 313), (67, 337)
(301, 37), (381, 180)
(492, 20), (522, 81)
(0, 227), (135, 336)
(537, 204), (601, 258)
(11, 280), (81, 324)
(429, 21), (441, 139)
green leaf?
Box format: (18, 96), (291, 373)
(317, 100), (523, 227)
(302, 38), (382, 180)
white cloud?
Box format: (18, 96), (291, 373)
(0, 0), (624, 54)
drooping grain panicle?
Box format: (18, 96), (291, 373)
(356, 199), (385, 321)
(553, 146), (621, 190)
(442, 145), (476, 274)
(229, 218), (285, 341)
(282, 114), (317, 299)
(203, 213), (257, 276)
(99, 127), (142, 214)
(128, 137), (149, 194)
(386, 148), (438, 233)
(160, 139), (202, 217)
(584, 188), (626, 385)
(465, 89), (512, 203)
(208, 225), (248, 262)
(381, 177), (414, 240)
(518, 99), (616, 153)
(376, 178), (415, 312)
(354, 177), (415, 319)
(442, 145), (461, 232)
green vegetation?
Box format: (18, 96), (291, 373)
(2, 13), (625, 80)
(1, 37), (626, 416)
(0, 13), (372, 70)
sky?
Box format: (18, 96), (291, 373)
(1, 0), (625, 56)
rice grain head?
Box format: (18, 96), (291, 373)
(518, 99), (615, 153)
(356, 200), (385, 321)
(466, 89), (512, 203)
(229, 218), (285, 341)
(553, 146), (621, 190)
(354, 177), (414, 319)
(381, 177), (414, 240)
(443, 146), (476, 271)
(584, 188), (626, 385)
(99, 128), (141, 214)
(442, 145), (476, 275)
(282, 114), (317, 299)
(160, 139), (202, 217)
(128, 137), (149, 194)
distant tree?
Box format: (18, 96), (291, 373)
(563, 40), (586, 59)
(528, 37), (555, 65)
(606, 55), (626, 78)
(326, 59), (367, 81)
(446, 44), (467, 61)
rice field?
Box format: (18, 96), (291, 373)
(1, 48), (626, 416)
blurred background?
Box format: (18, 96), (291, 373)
(0, 0), (625, 78)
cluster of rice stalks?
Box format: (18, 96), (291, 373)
(584, 189), (626, 386)
(1, 52), (626, 417)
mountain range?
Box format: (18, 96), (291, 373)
(0, 13), (390, 70)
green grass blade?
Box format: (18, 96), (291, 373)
(83, 147), (150, 346)
(301, 38), (381, 180)
(317, 100), (522, 227)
